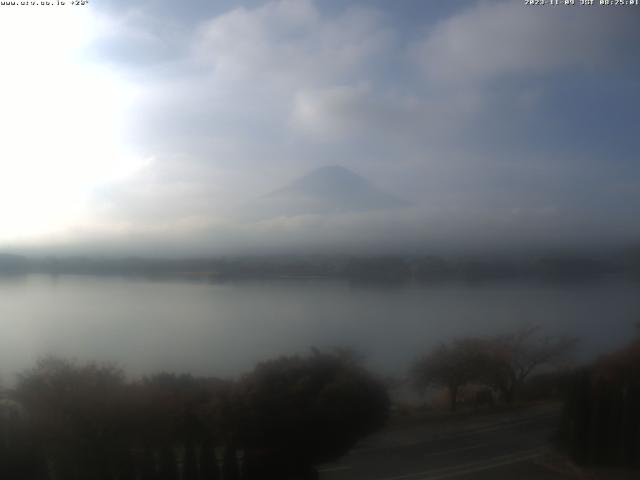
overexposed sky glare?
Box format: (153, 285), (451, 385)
(0, 7), (147, 242)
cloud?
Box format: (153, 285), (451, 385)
(86, 4), (191, 68)
(413, 1), (640, 85)
(291, 85), (413, 140)
(29, 199), (640, 257)
(6, 0), (639, 254)
(192, 0), (391, 87)
(89, 0), (398, 222)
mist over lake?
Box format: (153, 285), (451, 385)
(1, 274), (638, 383)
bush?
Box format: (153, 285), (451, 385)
(560, 338), (640, 467)
(5, 352), (389, 480)
(233, 351), (390, 477)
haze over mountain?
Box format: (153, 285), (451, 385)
(245, 165), (410, 219)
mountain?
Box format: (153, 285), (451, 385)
(248, 165), (410, 219)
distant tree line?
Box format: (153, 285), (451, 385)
(0, 351), (389, 480)
(2, 251), (640, 282)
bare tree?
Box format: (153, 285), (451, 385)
(480, 326), (577, 404)
(411, 339), (486, 412)
(411, 327), (577, 410)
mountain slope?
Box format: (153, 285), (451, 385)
(252, 165), (410, 218)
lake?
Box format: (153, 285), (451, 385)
(1, 274), (638, 383)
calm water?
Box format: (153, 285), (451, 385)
(1, 275), (639, 382)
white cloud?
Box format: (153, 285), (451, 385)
(289, 82), (491, 151)
(192, 0), (391, 88)
(291, 85), (391, 139)
(414, 1), (637, 85)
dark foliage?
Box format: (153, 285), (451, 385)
(1, 352), (388, 480)
(561, 337), (640, 467)
(233, 351), (390, 474)
(519, 369), (575, 402)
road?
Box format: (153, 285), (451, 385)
(319, 404), (571, 480)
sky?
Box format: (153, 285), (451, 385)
(0, 0), (639, 256)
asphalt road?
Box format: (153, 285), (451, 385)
(319, 404), (569, 480)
